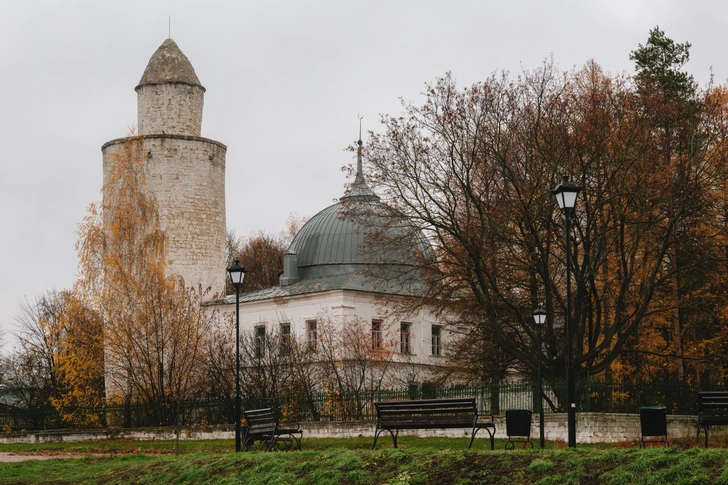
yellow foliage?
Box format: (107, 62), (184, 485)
(73, 133), (215, 414)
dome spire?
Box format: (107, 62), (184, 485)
(341, 115), (378, 201)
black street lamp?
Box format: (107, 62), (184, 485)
(227, 259), (247, 452)
(533, 306), (547, 449)
(551, 175), (581, 449)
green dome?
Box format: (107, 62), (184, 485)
(287, 196), (428, 280)
(280, 138), (430, 285)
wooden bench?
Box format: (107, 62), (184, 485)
(696, 391), (728, 448)
(371, 398), (495, 450)
(242, 408), (302, 451)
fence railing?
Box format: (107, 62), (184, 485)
(0, 378), (720, 432)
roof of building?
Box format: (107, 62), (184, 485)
(136, 38), (204, 90)
(221, 270), (425, 304)
(222, 136), (431, 305)
(284, 139), (428, 279)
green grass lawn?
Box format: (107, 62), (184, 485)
(2, 436), (728, 484)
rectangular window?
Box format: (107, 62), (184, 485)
(279, 323), (291, 353)
(431, 325), (442, 356)
(255, 325), (266, 358)
(400, 323), (411, 354)
(372, 320), (382, 350)
(306, 320), (317, 352)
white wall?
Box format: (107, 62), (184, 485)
(216, 289), (450, 384)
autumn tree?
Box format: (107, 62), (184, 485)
(6, 291), (67, 428)
(239, 325), (296, 408)
(225, 231), (286, 294)
(316, 312), (396, 419)
(235, 322), (324, 421)
(622, 26), (728, 388)
(361, 52), (728, 392)
(77, 134), (216, 425)
(225, 214), (308, 294)
(49, 291), (105, 426)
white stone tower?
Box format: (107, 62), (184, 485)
(101, 39), (227, 297)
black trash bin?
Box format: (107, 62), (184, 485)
(639, 406), (668, 448)
(505, 409), (533, 449)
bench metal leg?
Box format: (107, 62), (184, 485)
(696, 425), (709, 448)
(242, 432), (254, 451)
(469, 426), (495, 450)
(371, 428), (382, 450)
(266, 432), (302, 452)
(371, 428), (398, 449)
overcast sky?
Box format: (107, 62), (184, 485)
(1, 0), (726, 349)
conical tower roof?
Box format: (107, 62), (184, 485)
(136, 38), (204, 90)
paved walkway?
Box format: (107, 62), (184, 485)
(0, 452), (86, 462)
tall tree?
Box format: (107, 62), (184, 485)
(361, 58), (728, 390)
(9, 289), (105, 428)
(49, 291), (105, 427)
(628, 26), (710, 385)
(630, 26), (695, 100)
(76, 134), (216, 423)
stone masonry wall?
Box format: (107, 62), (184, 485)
(102, 134), (227, 297)
(137, 83), (204, 137)
(0, 414), (699, 445)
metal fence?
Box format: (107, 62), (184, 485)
(0, 378), (719, 432)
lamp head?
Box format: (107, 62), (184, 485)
(227, 259), (247, 288)
(551, 175), (582, 210)
(532, 306), (547, 325)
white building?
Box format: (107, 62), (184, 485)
(105, 38), (452, 390)
(217, 139), (450, 387)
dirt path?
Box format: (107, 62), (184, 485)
(0, 452), (86, 462)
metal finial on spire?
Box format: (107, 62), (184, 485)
(356, 115), (364, 177)
(168, 15), (171, 39)
(358, 114), (363, 145)
(341, 114), (378, 202)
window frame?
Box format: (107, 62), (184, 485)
(254, 325), (266, 358)
(279, 322), (291, 353)
(372, 319), (383, 350)
(306, 319), (318, 352)
(431, 325), (442, 356)
(400, 322), (412, 354)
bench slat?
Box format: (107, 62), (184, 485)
(696, 391), (728, 448)
(243, 408), (302, 452)
(372, 398), (495, 450)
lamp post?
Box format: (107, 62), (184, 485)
(551, 175), (581, 449)
(533, 306), (547, 449)
(227, 259), (247, 452)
